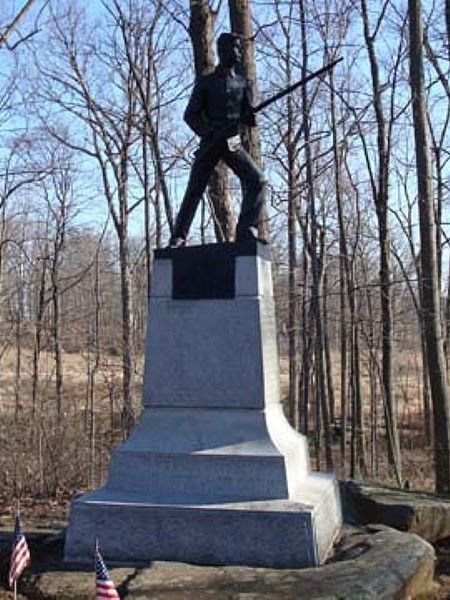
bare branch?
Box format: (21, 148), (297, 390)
(0, 0), (40, 49)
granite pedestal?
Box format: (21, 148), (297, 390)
(64, 240), (342, 567)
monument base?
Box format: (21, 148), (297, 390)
(64, 241), (342, 567)
(64, 479), (340, 568)
(65, 405), (341, 567)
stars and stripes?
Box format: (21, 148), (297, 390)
(95, 543), (120, 600)
(8, 513), (30, 589)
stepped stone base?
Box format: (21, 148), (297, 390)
(64, 480), (339, 567)
(64, 241), (342, 567)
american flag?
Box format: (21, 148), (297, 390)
(8, 513), (31, 589)
(95, 543), (120, 600)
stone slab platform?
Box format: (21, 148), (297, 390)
(64, 482), (339, 568)
(17, 524), (436, 599)
(342, 480), (450, 542)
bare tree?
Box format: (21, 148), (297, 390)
(228, 0), (261, 165)
(34, 3), (152, 432)
(228, 0), (268, 240)
(408, 0), (450, 494)
(298, 0), (333, 468)
(359, 0), (403, 485)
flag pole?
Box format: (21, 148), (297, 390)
(14, 499), (19, 600)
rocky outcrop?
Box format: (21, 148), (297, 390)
(29, 525), (435, 599)
(3, 481), (447, 599)
(342, 480), (450, 542)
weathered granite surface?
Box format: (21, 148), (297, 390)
(65, 241), (341, 567)
(342, 480), (450, 542)
(23, 525), (436, 599)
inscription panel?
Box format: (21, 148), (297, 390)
(172, 246), (235, 299)
(144, 454), (288, 502)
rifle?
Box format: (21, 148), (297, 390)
(195, 57), (342, 160)
(253, 56), (342, 113)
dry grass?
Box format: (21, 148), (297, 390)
(0, 347), (141, 499)
(0, 344), (439, 496)
(279, 349), (436, 492)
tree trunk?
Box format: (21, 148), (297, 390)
(329, 68), (348, 469)
(318, 226), (334, 467)
(89, 252), (101, 487)
(14, 271), (23, 422)
(299, 0), (332, 469)
(350, 313), (365, 478)
(228, 0), (261, 164)
(32, 249), (48, 418)
(142, 124), (152, 296)
(51, 254), (63, 419)
(408, 0), (450, 494)
(286, 53), (298, 425)
(446, 0), (450, 64)
(228, 0), (267, 240)
(445, 253), (450, 375)
(360, 0), (402, 485)
(119, 231), (135, 434)
(420, 325), (433, 445)
(342, 156), (366, 478)
(299, 216), (312, 435)
(323, 267), (336, 425)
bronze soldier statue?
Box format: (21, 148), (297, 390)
(169, 32), (266, 248)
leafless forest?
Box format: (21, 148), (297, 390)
(0, 0), (449, 502)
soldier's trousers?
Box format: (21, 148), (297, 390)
(172, 139), (266, 241)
